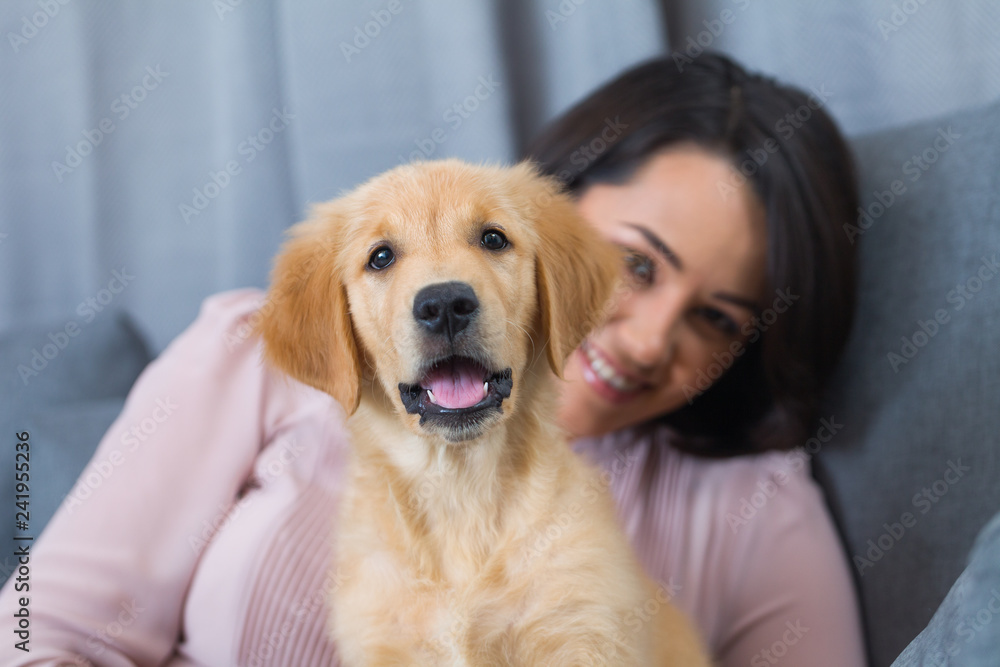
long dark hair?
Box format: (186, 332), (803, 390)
(525, 52), (859, 456)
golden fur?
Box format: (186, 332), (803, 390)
(257, 159), (712, 665)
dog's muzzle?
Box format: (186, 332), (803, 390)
(399, 282), (513, 440)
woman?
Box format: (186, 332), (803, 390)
(528, 53), (865, 665)
(0, 53), (864, 666)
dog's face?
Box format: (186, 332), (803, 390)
(258, 160), (619, 443)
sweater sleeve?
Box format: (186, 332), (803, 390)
(715, 451), (867, 667)
(0, 289), (272, 666)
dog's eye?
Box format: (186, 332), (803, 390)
(481, 230), (508, 251)
(368, 246), (395, 270)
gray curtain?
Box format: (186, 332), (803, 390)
(2, 0), (999, 352)
(0, 0), (666, 351)
(663, 0), (1000, 136)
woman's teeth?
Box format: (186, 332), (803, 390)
(584, 345), (639, 392)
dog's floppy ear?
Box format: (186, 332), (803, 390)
(255, 203), (362, 414)
(518, 164), (622, 377)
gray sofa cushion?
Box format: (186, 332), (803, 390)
(816, 98), (1000, 666)
(890, 509), (1000, 666)
(0, 312), (152, 585)
(1, 311), (150, 406)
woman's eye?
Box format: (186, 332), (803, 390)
(624, 252), (655, 286)
(698, 307), (739, 336)
(368, 246), (395, 270)
(481, 230), (508, 251)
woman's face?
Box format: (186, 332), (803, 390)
(560, 144), (768, 438)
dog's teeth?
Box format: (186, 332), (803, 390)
(427, 389), (436, 404)
(484, 381), (489, 393)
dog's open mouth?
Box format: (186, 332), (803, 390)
(398, 357), (513, 428)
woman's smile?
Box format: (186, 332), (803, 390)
(577, 339), (646, 402)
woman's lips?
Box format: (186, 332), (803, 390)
(577, 341), (646, 404)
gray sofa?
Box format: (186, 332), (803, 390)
(2, 98), (998, 666)
(0, 313), (152, 585)
(816, 97), (1000, 665)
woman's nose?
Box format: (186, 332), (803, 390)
(619, 290), (683, 373)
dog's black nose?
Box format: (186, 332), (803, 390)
(413, 282), (479, 340)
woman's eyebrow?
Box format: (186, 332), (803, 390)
(623, 222), (682, 271)
(623, 221), (761, 314)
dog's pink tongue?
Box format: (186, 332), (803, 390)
(424, 360), (486, 409)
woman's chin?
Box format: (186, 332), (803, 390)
(561, 349), (643, 437)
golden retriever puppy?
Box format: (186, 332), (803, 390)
(257, 159), (711, 666)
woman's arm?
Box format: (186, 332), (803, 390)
(715, 455), (867, 667)
(0, 289), (271, 666)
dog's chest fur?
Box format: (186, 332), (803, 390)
(329, 393), (651, 664)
